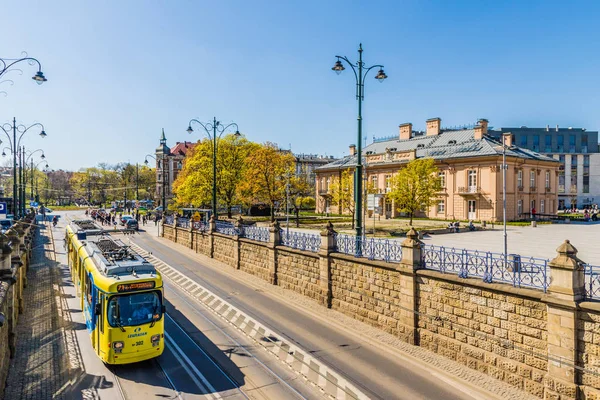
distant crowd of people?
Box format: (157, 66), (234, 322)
(86, 207), (161, 227)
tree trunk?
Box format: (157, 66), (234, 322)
(409, 212), (414, 226)
(270, 201), (275, 222)
(227, 204), (232, 219)
(295, 208), (300, 227)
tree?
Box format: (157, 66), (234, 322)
(173, 134), (256, 217)
(288, 166), (315, 227)
(328, 169), (355, 228)
(387, 158), (441, 225)
(238, 142), (295, 222)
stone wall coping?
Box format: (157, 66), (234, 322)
(330, 252), (413, 276)
(275, 245), (320, 260)
(416, 269), (545, 301)
(574, 301), (600, 313)
(213, 232), (238, 240)
(240, 237), (268, 248)
(0, 280), (8, 308)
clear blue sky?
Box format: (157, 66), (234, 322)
(1, 0), (599, 170)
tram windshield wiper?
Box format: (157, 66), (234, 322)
(115, 302), (126, 332)
(149, 305), (159, 328)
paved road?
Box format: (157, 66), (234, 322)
(53, 212), (318, 399)
(126, 224), (496, 399)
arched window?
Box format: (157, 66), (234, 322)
(177, 161), (182, 169)
(158, 160), (162, 169)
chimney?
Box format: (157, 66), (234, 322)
(399, 123), (412, 140)
(349, 144), (356, 156)
(474, 125), (484, 140)
(477, 118), (488, 134)
(546, 125), (550, 132)
(556, 124), (559, 132)
(503, 133), (513, 147)
(426, 118), (441, 136)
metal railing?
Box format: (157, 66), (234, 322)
(242, 226), (270, 242)
(176, 217), (190, 228)
(280, 230), (321, 253)
(334, 233), (402, 263)
(215, 221), (241, 236)
(192, 221), (208, 232)
(164, 215), (174, 225)
(421, 244), (549, 291)
(584, 264), (600, 300)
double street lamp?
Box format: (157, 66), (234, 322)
(187, 117), (240, 220)
(0, 119), (47, 218)
(0, 54), (47, 96)
(331, 43), (387, 239)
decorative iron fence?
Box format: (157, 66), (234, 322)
(164, 215), (174, 225)
(584, 264), (600, 300)
(215, 221), (241, 236)
(421, 244), (549, 291)
(242, 226), (270, 242)
(280, 230), (321, 253)
(334, 234), (403, 263)
(176, 218), (190, 228)
(192, 221), (208, 232)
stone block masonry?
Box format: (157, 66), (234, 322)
(162, 220), (600, 399)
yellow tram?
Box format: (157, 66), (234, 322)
(65, 219), (165, 364)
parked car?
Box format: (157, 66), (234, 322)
(125, 219), (138, 231)
(120, 215), (134, 225)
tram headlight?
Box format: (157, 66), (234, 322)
(113, 341), (124, 353)
(151, 334), (160, 347)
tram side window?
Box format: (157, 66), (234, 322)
(85, 274), (92, 305)
(99, 294), (104, 333)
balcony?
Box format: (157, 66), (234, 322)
(457, 186), (483, 195)
(518, 186), (524, 192)
(545, 186), (552, 192)
(529, 186), (537, 192)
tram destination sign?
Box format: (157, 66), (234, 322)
(116, 281), (155, 292)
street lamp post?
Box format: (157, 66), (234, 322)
(33, 159), (48, 203)
(23, 148), (45, 212)
(501, 133), (511, 267)
(332, 44), (387, 241)
(187, 117), (240, 220)
(0, 118), (47, 218)
(0, 54), (47, 97)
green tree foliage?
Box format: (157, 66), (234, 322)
(173, 134), (257, 217)
(388, 158), (441, 225)
(238, 142), (295, 222)
(328, 169), (355, 228)
(288, 165), (315, 227)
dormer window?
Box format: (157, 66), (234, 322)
(448, 140), (457, 145)
(389, 147), (397, 152)
(417, 144), (425, 149)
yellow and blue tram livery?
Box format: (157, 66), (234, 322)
(66, 219), (165, 364)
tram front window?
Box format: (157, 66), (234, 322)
(108, 291), (162, 327)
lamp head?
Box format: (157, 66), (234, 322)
(32, 71), (47, 85)
(39, 130), (47, 138)
(41, 153), (45, 159)
(1, 151), (5, 157)
(375, 68), (388, 82)
(144, 159), (149, 165)
(186, 126), (193, 134)
(332, 59), (345, 75)
(234, 130), (241, 137)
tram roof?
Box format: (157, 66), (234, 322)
(87, 236), (156, 277)
(69, 219), (105, 236)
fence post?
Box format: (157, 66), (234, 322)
(318, 222), (335, 308)
(544, 240), (584, 400)
(400, 227), (423, 345)
(233, 217), (243, 270)
(267, 220), (281, 285)
(188, 223), (194, 250)
(173, 215), (178, 243)
(208, 215), (216, 258)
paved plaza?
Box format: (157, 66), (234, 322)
(421, 222), (600, 263)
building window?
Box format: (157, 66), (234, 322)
(177, 161), (182, 169)
(540, 199), (545, 213)
(569, 134), (576, 153)
(544, 135), (552, 153)
(371, 175), (378, 191)
(158, 160), (162, 169)
(532, 135), (540, 151)
(520, 135), (527, 147)
(545, 171), (550, 189)
(531, 199), (536, 213)
(558, 155), (565, 193)
(584, 155), (590, 193)
(438, 172), (445, 188)
(557, 136), (564, 153)
(437, 200), (445, 213)
(517, 170), (523, 188)
(467, 170), (477, 190)
(385, 175), (392, 192)
(517, 200), (523, 216)
(530, 171), (535, 189)
(582, 134), (588, 153)
(571, 155), (577, 193)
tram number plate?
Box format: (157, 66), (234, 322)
(132, 341), (144, 347)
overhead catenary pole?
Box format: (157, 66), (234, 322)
(502, 133), (509, 268)
(12, 119), (17, 217)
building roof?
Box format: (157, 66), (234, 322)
(316, 128), (558, 171)
(169, 141), (196, 157)
(156, 128), (170, 154)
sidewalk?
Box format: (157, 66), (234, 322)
(3, 223), (72, 399)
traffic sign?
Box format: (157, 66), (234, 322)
(0, 202), (7, 220)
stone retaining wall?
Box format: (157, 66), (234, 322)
(0, 219), (34, 398)
(162, 221), (600, 399)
